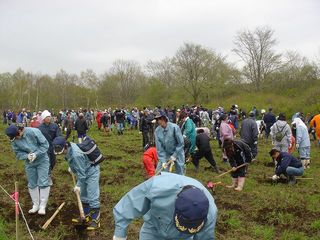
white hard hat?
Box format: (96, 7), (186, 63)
(41, 110), (51, 120)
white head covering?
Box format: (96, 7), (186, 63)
(41, 110), (51, 121)
(292, 117), (307, 131)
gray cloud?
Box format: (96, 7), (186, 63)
(0, 0), (319, 75)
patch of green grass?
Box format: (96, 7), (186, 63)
(280, 230), (307, 240)
(253, 225), (275, 240)
(311, 219), (320, 231)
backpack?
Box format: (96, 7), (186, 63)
(77, 136), (105, 166)
(275, 124), (287, 142)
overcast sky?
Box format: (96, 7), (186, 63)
(0, 0), (319, 75)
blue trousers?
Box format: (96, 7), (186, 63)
(25, 154), (50, 189)
(286, 166), (304, 177)
(79, 165), (100, 209)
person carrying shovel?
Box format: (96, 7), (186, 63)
(52, 136), (101, 230)
(222, 138), (253, 191)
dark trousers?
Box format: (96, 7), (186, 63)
(192, 150), (217, 167)
(142, 130), (149, 148)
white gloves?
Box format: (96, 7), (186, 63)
(151, 119), (156, 124)
(296, 144), (299, 149)
(68, 167), (72, 173)
(254, 141), (258, 145)
(64, 127), (67, 132)
(113, 236), (127, 240)
(272, 175), (280, 181)
(73, 186), (81, 193)
(169, 156), (176, 162)
(27, 153), (37, 162)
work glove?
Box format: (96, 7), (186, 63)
(271, 175), (280, 181)
(113, 236), (127, 240)
(151, 119), (156, 124)
(64, 127), (67, 132)
(68, 167), (72, 173)
(169, 156), (176, 162)
(296, 144), (299, 149)
(254, 141), (258, 145)
(73, 186), (81, 193)
(27, 153), (36, 162)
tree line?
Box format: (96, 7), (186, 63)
(1, 26), (319, 110)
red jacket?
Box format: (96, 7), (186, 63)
(143, 147), (158, 177)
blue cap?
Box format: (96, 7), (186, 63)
(52, 136), (66, 154)
(5, 125), (19, 140)
(174, 186), (209, 234)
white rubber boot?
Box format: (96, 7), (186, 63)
(78, 138), (83, 143)
(38, 187), (50, 215)
(301, 160), (306, 169)
(235, 177), (245, 191)
(226, 178), (238, 189)
(28, 187), (40, 214)
(306, 159), (310, 169)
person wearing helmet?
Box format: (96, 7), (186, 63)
(52, 136), (101, 230)
(5, 125), (51, 215)
(38, 110), (61, 175)
(113, 173), (218, 240)
(154, 111), (185, 175)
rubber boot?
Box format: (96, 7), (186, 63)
(235, 177), (245, 191)
(78, 138), (83, 144)
(87, 208), (100, 230)
(72, 203), (91, 224)
(300, 159), (306, 169)
(28, 187), (40, 214)
(38, 187), (50, 215)
(288, 175), (297, 185)
(226, 178), (238, 189)
(306, 159), (310, 169)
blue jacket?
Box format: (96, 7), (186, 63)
(155, 122), (185, 164)
(181, 118), (196, 154)
(11, 127), (49, 161)
(65, 143), (100, 187)
(113, 172), (218, 239)
(263, 112), (276, 127)
(275, 152), (302, 176)
(295, 124), (310, 148)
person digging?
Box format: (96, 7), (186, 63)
(52, 136), (101, 230)
(269, 148), (304, 185)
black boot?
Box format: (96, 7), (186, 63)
(87, 208), (100, 230)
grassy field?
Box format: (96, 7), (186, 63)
(0, 123), (319, 240)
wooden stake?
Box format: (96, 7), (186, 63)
(214, 163), (249, 178)
(15, 182), (19, 240)
(70, 172), (85, 220)
(42, 202), (65, 230)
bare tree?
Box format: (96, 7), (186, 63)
(145, 57), (175, 87)
(173, 43), (221, 104)
(109, 60), (143, 104)
(80, 69), (100, 108)
(233, 26), (281, 90)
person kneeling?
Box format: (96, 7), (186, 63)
(53, 136), (101, 230)
(269, 148), (304, 185)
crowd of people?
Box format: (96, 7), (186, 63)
(3, 104), (320, 239)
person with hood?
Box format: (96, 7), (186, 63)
(292, 118), (311, 168)
(96, 110), (102, 130)
(310, 113), (320, 147)
(220, 114), (234, 163)
(270, 113), (292, 152)
(140, 109), (153, 148)
(5, 125), (50, 215)
(38, 110), (61, 174)
(240, 111), (259, 158)
(113, 173), (218, 240)
(269, 148), (304, 185)
(154, 111), (185, 175)
(74, 113), (88, 143)
(180, 111), (197, 158)
(223, 138), (253, 191)
(52, 136), (101, 230)
(263, 107), (277, 140)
